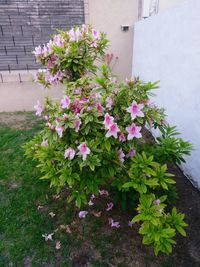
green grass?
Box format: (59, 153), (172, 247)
(0, 115), (55, 265)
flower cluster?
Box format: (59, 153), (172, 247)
(33, 25), (108, 86)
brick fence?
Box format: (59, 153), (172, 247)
(0, 0), (85, 72)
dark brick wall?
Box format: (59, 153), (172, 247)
(0, 0), (85, 71)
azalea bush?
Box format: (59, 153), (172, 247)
(25, 25), (192, 256)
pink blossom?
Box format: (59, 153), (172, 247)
(33, 45), (43, 58)
(77, 143), (90, 161)
(128, 221), (134, 228)
(106, 97), (114, 108)
(108, 218), (120, 228)
(82, 24), (88, 33)
(119, 132), (126, 142)
(42, 45), (49, 57)
(41, 139), (48, 147)
(91, 41), (97, 48)
(53, 34), (64, 47)
(106, 202), (114, 211)
(34, 100), (43, 117)
(74, 119), (81, 132)
(126, 149), (136, 158)
(126, 123), (142, 140)
(103, 113), (114, 129)
(72, 100), (84, 114)
(46, 40), (54, 53)
(55, 125), (64, 138)
(61, 95), (71, 109)
(99, 189), (109, 196)
(44, 115), (49, 121)
(118, 148), (125, 163)
(46, 122), (55, 130)
(64, 148), (76, 160)
(47, 59), (54, 69)
(90, 93), (101, 99)
(55, 117), (61, 125)
(88, 200), (94, 206)
(63, 113), (68, 120)
(91, 194), (96, 200)
(42, 233), (54, 241)
(78, 211), (88, 218)
(92, 29), (99, 39)
(153, 199), (161, 205)
(68, 28), (82, 42)
(95, 102), (104, 112)
(74, 88), (82, 95)
(127, 100), (144, 120)
(106, 123), (120, 139)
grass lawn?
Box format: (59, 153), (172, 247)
(0, 112), (200, 267)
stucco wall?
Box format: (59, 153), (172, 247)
(133, 0), (200, 187)
(86, 0), (138, 80)
(158, 0), (186, 12)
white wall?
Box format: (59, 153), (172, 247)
(158, 0), (186, 12)
(133, 0), (200, 187)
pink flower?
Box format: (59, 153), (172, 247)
(55, 125), (64, 138)
(126, 123), (142, 140)
(61, 95), (71, 109)
(90, 93), (101, 99)
(42, 233), (54, 241)
(128, 221), (134, 228)
(74, 88), (82, 95)
(91, 41), (97, 48)
(44, 115), (49, 121)
(68, 28), (82, 42)
(63, 113), (68, 120)
(153, 199), (161, 205)
(106, 123), (120, 139)
(99, 189), (109, 196)
(106, 202), (114, 211)
(95, 102), (104, 112)
(64, 148), (76, 160)
(82, 24), (88, 33)
(90, 194), (96, 200)
(118, 148), (125, 163)
(88, 200), (94, 206)
(92, 29), (99, 39)
(77, 143), (90, 161)
(103, 113), (114, 129)
(126, 149), (136, 158)
(41, 139), (48, 147)
(119, 132), (126, 142)
(74, 119), (81, 132)
(106, 97), (114, 108)
(33, 45), (43, 58)
(108, 218), (120, 228)
(46, 40), (54, 53)
(78, 211), (88, 218)
(34, 100), (43, 117)
(127, 100), (144, 120)
(53, 34), (64, 47)
(46, 122), (55, 130)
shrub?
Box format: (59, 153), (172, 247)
(25, 25), (192, 255)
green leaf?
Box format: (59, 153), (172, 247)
(122, 182), (133, 189)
